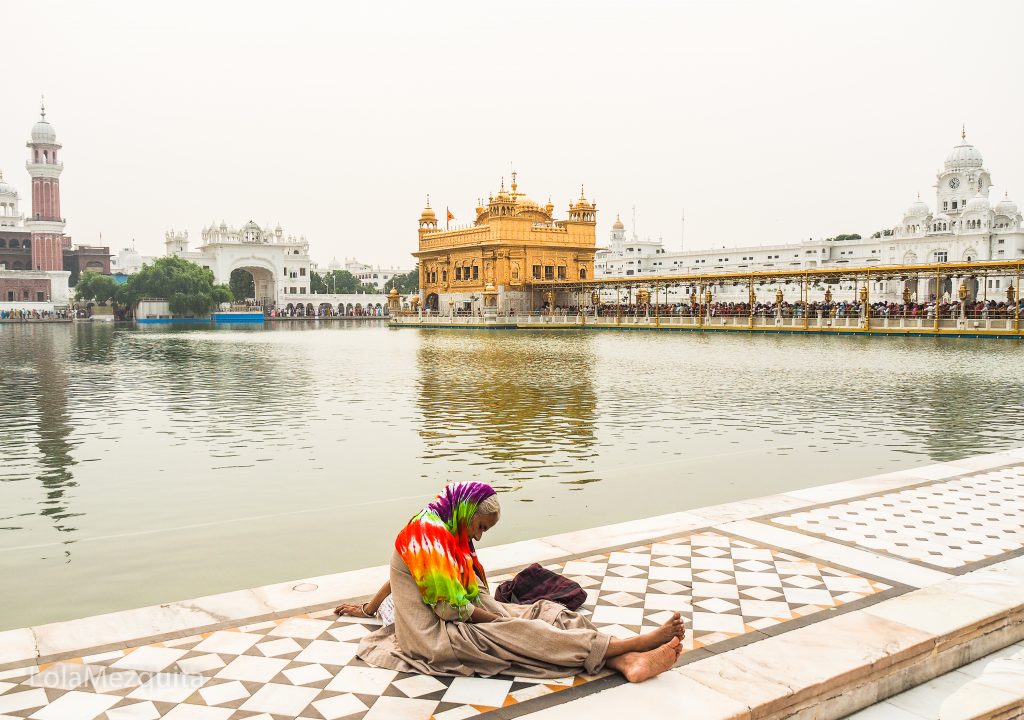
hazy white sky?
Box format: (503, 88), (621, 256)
(3, 0), (1023, 269)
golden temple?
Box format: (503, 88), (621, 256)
(414, 173), (596, 313)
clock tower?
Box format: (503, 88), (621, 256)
(936, 127), (991, 217)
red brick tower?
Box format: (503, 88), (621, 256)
(26, 98), (66, 272)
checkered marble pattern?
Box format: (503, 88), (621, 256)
(771, 465), (1024, 570)
(0, 531), (889, 720)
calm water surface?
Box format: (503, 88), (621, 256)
(1, 322), (1022, 629)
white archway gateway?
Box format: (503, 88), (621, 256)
(164, 221), (311, 308)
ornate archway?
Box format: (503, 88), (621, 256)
(228, 258), (278, 307)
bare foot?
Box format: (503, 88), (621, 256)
(608, 637), (682, 683)
(633, 612), (685, 652)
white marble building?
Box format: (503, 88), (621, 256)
(165, 220), (313, 305)
(597, 132), (1024, 303)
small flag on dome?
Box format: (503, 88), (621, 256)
(446, 208), (455, 228)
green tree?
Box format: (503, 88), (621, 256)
(116, 256), (234, 316)
(312, 269), (366, 294)
(74, 271), (119, 305)
(384, 268), (419, 294)
(229, 269), (255, 299)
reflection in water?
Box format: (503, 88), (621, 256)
(416, 332), (597, 491)
(1, 326), (79, 549)
(3, 323), (1024, 630)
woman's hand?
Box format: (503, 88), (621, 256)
(334, 602), (373, 618)
(468, 606), (501, 624)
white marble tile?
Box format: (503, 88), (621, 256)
(715, 520), (818, 550)
(127, 672), (208, 703)
(89, 669), (142, 694)
(691, 582), (739, 600)
(392, 674), (448, 698)
(293, 639), (359, 666)
(433, 706), (479, 720)
(518, 667), (748, 720)
(238, 683), (318, 716)
(311, 692), (369, 720)
(561, 561), (607, 576)
(27, 691), (120, 720)
(590, 606), (644, 626)
(0, 689), (48, 714)
(862, 586), (1006, 636)
(608, 552), (651, 567)
(643, 594), (692, 612)
(267, 617), (332, 640)
(327, 624), (372, 642)
(845, 700), (931, 719)
(885, 669), (975, 718)
(739, 600), (791, 618)
(104, 701), (161, 720)
(600, 576), (648, 593)
(255, 637), (302, 657)
(441, 677), (514, 707)
(325, 666), (399, 695)
(159, 705), (234, 720)
(24, 662), (94, 691)
(191, 631), (263, 655)
(198, 679), (249, 705)
(690, 612), (745, 635)
(111, 647), (187, 673)
(214, 656), (289, 683)
(647, 566), (692, 582)
(175, 654), (225, 675)
(363, 696), (439, 720)
(282, 662), (332, 686)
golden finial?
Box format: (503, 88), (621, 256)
(511, 170), (517, 193)
(426, 194), (430, 207)
(580, 184), (585, 199)
(40, 95), (46, 120)
(500, 176), (505, 191)
(961, 124), (966, 141)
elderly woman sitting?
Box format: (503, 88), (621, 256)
(340, 482), (684, 682)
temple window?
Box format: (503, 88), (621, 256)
(442, 270), (447, 282)
(952, 200), (958, 210)
(544, 265), (554, 280)
(455, 267), (462, 280)
(557, 266), (567, 280)
(532, 265), (541, 280)
(472, 266), (479, 280)
(579, 267), (587, 279)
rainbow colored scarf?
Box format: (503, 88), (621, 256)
(396, 482), (496, 611)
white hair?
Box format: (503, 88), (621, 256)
(476, 494), (501, 518)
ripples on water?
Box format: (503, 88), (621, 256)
(1, 322), (1022, 628)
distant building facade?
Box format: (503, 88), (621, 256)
(596, 132), (1024, 303)
(0, 103), (110, 310)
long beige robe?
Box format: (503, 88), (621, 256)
(356, 551), (611, 678)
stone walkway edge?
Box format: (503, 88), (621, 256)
(2, 448), (1023, 720)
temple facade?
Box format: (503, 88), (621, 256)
(414, 173), (597, 313)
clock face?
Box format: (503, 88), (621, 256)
(949, 177), (961, 189)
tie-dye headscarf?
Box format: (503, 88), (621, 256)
(395, 482), (496, 611)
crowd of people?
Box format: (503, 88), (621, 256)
(539, 298), (1023, 321)
(266, 303), (388, 318)
(0, 308), (71, 321)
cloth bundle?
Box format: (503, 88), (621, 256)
(495, 563), (587, 610)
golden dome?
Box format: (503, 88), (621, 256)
(420, 205), (436, 220)
(514, 194), (538, 209)
(612, 214), (624, 230)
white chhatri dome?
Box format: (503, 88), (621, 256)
(995, 194), (1018, 216)
(905, 199), (930, 217)
(965, 193), (990, 211)
(0, 171), (15, 196)
(945, 131), (983, 169)
(31, 119), (57, 144)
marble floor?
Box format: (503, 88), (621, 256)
(2, 451), (1023, 720)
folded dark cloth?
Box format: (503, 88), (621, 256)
(494, 563), (587, 611)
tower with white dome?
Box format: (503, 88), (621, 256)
(25, 99), (66, 272)
(935, 128), (991, 218)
